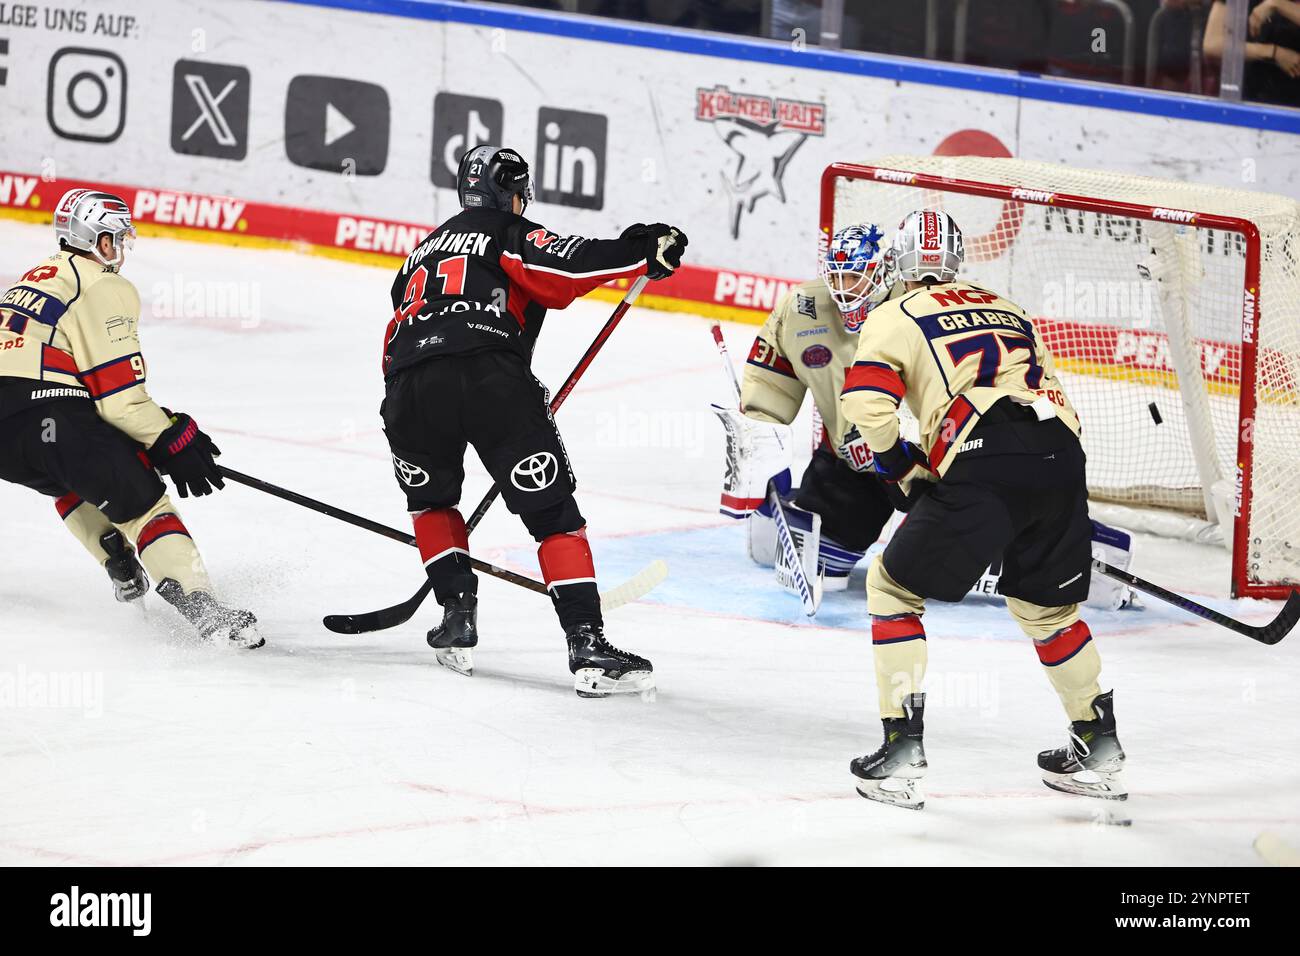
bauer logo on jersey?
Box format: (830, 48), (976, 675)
(695, 84), (825, 239)
(511, 452), (558, 492)
(392, 454), (429, 487)
(801, 344), (832, 369)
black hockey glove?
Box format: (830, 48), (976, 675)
(621, 223), (689, 280)
(872, 438), (927, 482)
(873, 439), (934, 513)
(146, 411), (225, 498)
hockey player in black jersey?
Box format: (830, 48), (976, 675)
(381, 145), (687, 697)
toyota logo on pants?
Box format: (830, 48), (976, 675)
(392, 454), (429, 487)
(511, 452), (558, 492)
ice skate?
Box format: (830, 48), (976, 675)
(427, 593), (477, 677)
(101, 530), (148, 603)
(157, 578), (264, 649)
(566, 623), (655, 700)
(851, 693), (927, 810)
(1038, 690), (1127, 801)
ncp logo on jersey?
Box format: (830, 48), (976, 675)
(392, 454), (429, 487)
(170, 59), (249, 160)
(534, 107), (606, 211)
(510, 452), (558, 492)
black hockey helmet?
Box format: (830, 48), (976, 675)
(457, 145), (533, 214)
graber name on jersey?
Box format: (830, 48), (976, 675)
(931, 310), (1029, 334)
(402, 231), (492, 274)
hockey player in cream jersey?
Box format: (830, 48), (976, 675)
(0, 189), (260, 647)
(714, 224), (896, 590)
(840, 210), (1124, 808)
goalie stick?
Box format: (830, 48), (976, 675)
(217, 466), (667, 633)
(711, 322), (820, 614)
(1094, 560), (1298, 645)
(322, 274), (656, 633)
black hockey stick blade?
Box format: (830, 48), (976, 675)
(323, 578), (434, 635)
(322, 558), (549, 635)
(1095, 560), (1299, 645)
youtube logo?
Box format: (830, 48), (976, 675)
(284, 75), (389, 176)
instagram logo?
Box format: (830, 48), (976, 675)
(47, 47), (127, 143)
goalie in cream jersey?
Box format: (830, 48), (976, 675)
(713, 224), (896, 591)
(714, 224), (1135, 609)
(0, 189), (260, 647)
(840, 210), (1126, 809)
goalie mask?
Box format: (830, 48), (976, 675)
(54, 188), (136, 270)
(819, 223), (893, 333)
(892, 209), (964, 284)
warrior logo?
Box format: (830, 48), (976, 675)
(696, 85), (826, 239)
(510, 452), (558, 492)
(392, 454), (429, 487)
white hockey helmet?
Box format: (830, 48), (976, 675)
(818, 222), (894, 333)
(54, 188), (136, 269)
(892, 209), (964, 284)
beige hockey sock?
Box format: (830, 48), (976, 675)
(55, 492), (115, 565)
(867, 556), (928, 718)
(1009, 599), (1103, 722)
(116, 495), (212, 595)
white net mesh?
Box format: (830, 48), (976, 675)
(828, 156), (1300, 595)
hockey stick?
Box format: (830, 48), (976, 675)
(322, 274), (653, 633)
(218, 466), (545, 595)
(711, 322), (818, 614)
(710, 321), (744, 408)
(1094, 560), (1299, 645)
(464, 275), (650, 532)
(217, 466), (667, 633)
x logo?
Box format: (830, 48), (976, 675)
(182, 74), (238, 146)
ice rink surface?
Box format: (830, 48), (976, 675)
(1, 221), (1296, 866)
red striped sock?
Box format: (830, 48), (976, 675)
(1034, 620), (1093, 666)
(412, 508), (468, 566)
(538, 527), (596, 590)
(137, 513), (191, 552)
(872, 613), (926, 645)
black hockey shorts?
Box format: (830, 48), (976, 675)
(382, 350), (578, 520)
(0, 398), (165, 523)
(881, 412), (1092, 608)
(794, 447), (895, 551)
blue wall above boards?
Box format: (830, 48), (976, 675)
(281, 0), (1300, 135)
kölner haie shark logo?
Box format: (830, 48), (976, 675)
(696, 84), (826, 239)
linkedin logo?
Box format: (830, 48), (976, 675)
(534, 107), (606, 211)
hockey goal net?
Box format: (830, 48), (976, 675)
(822, 156), (1300, 599)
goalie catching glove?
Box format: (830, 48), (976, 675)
(146, 410), (225, 498)
(711, 405), (792, 518)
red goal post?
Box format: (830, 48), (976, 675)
(820, 158), (1299, 600)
